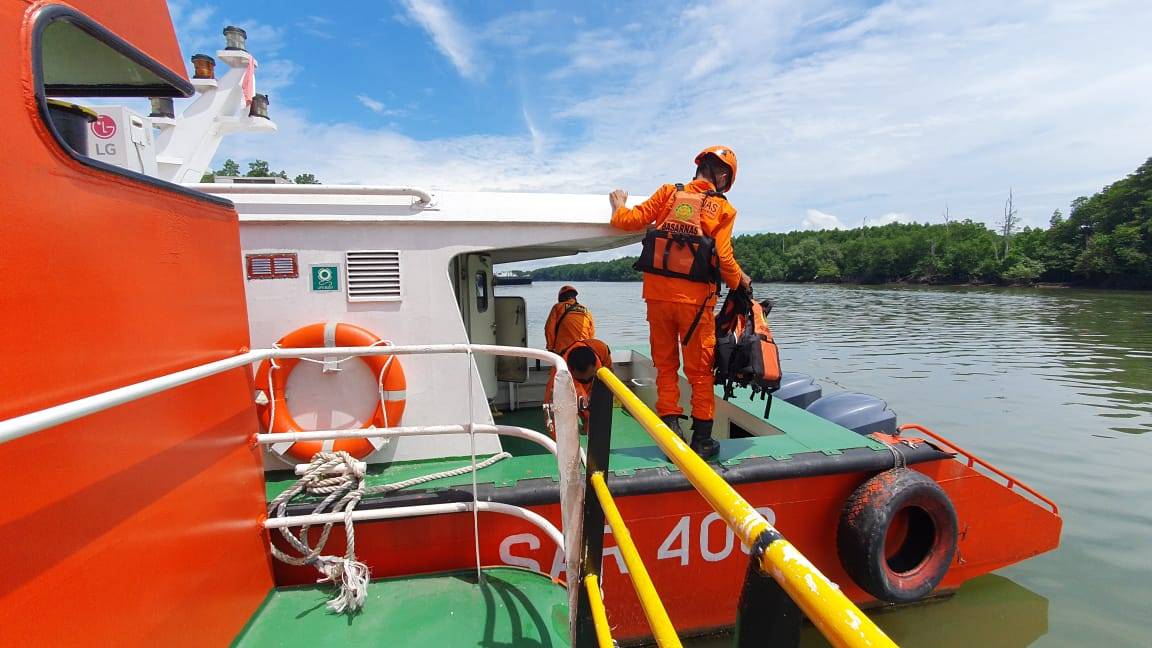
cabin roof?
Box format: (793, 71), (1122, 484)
(201, 183), (642, 264)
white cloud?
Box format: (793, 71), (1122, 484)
(479, 10), (555, 47)
(236, 22), (285, 54)
(356, 94), (385, 113)
(256, 59), (299, 94)
(298, 15), (335, 39)
(873, 212), (909, 226)
(547, 29), (649, 79)
(205, 0), (1152, 243)
(399, 0), (481, 80)
(522, 105), (544, 157)
(802, 209), (847, 231)
(167, 2), (289, 80)
(355, 94), (406, 117)
(183, 6), (216, 33)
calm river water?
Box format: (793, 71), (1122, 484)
(497, 280), (1152, 647)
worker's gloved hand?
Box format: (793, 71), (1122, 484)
(609, 189), (628, 211)
(739, 272), (752, 292)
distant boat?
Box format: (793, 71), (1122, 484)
(495, 273), (532, 285)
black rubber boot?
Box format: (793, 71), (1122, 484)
(660, 415), (685, 440)
(690, 418), (719, 460)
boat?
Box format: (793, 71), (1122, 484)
(0, 2), (1061, 646)
(495, 272), (534, 286)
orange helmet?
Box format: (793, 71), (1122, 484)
(695, 146), (737, 191)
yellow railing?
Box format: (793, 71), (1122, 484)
(590, 472), (681, 647)
(582, 574), (614, 648)
(589, 367), (897, 648)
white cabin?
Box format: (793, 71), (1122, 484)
(199, 183), (640, 467)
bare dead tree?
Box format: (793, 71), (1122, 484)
(998, 189), (1019, 260)
(942, 203), (952, 224)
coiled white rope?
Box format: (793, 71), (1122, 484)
(264, 338), (508, 612)
(267, 451), (370, 614)
(267, 449), (511, 614)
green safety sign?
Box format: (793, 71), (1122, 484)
(311, 265), (340, 291)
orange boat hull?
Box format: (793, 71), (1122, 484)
(271, 457), (1061, 642)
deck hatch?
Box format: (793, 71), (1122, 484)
(346, 250), (402, 302)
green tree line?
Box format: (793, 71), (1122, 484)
(533, 257), (643, 282)
(200, 158), (320, 184)
(534, 157), (1152, 288)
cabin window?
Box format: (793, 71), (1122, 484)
(38, 20), (182, 99)
(30, 7), (222, 203)
(475, 271), (489, 313)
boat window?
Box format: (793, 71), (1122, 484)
(475, 271), (489, 313)
(39, 20), (181, 98)
(30, 7), (225, 204)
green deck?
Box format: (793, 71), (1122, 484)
(234, 567), (570, 647)
(264, 386), (886, 502)
(250, 380), (892, 646)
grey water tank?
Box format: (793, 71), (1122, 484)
(774, 372), (823, 409)
(806, 392), (897, 435)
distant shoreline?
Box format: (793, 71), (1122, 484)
(520, 278), (1151, 291)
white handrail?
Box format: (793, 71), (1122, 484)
(257, 424), (558, 457)
(264, 501), (565, 552)
(190, 183), (434, 207)
(0, 344), (568, 445)
(0, 350), (264, 445)
(1, 339), (585, 627)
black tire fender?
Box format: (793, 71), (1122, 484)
(836, 469), (958, 603)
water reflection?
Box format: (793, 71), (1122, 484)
(689, 575), (1050, 648)
(496, 281), (1152, 647)
(860, 575), (1050, 648)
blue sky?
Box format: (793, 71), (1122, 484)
(166, 0), (1152, 244)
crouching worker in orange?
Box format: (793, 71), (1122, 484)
(608, 146), (751, 459)
(544, 338), (612, 432)
(544, 285), (595, 355)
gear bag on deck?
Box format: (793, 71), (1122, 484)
(633, 184), (722, 284)
(714, 287), (782, 417)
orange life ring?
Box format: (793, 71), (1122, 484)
(255, 322), (406, 462)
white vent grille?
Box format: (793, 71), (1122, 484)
(346, 250), (402, 302)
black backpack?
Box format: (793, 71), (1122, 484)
(714, 288), (782, 417)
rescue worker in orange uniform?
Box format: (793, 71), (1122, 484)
(544, 338), (612, 432)
(609, 146), (751, 459)
(544, 285), (595, 355)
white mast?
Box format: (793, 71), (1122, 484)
(152, 26), (277, 184)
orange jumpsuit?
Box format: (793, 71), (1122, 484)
(611, 178), (744, 420)
(544, 298), (595, 354)
(544, 338), (613, 431)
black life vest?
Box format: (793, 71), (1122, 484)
(714, 288), (782, 417)
(633, 183), (723, 284)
